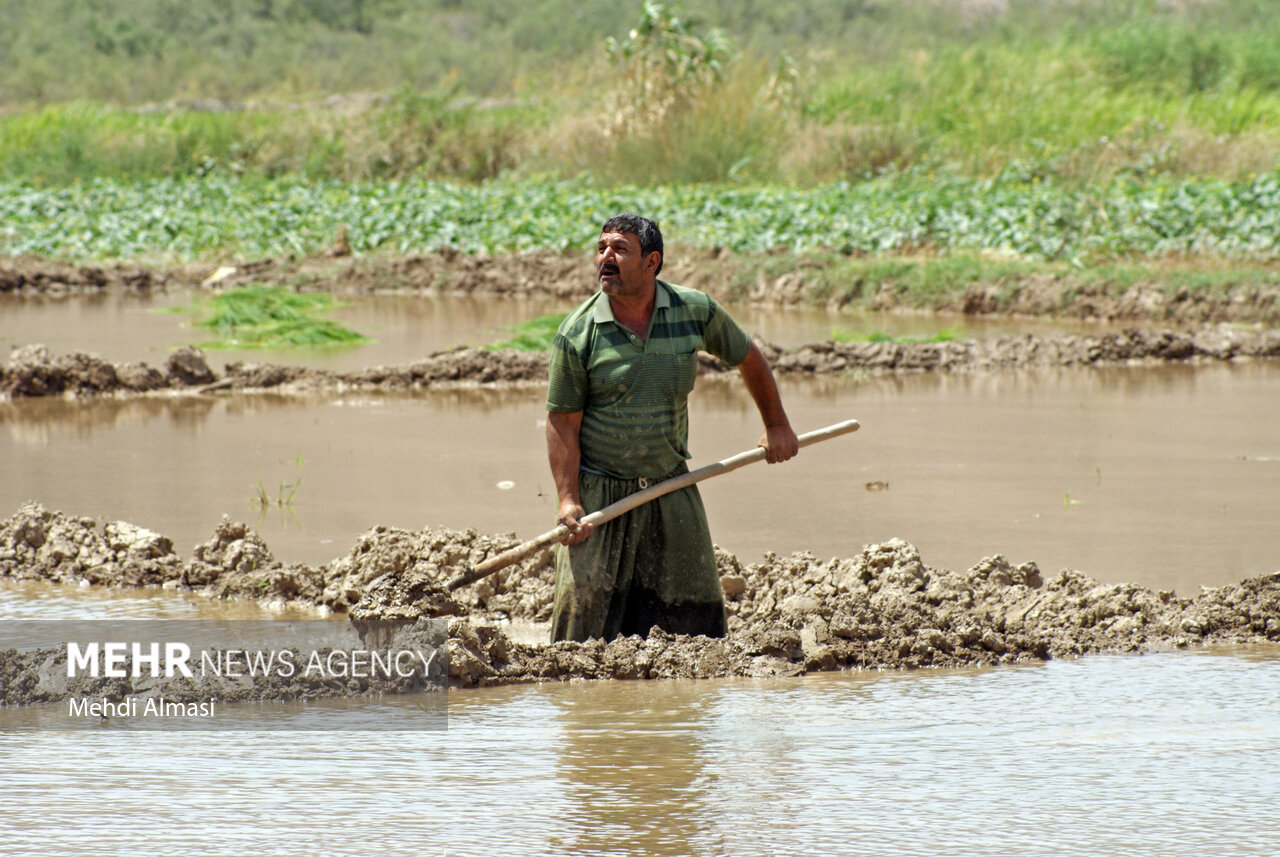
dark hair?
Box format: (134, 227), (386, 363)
(602, 213), (663, 275)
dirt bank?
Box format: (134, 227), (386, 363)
(2, 502), (1276, 691)
(5, 250), (1280, 325)
(0, 255), (177, 294)
(5, 322), (1279, 400)
(0, 342), (547, 399)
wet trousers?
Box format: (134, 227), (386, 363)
(550, 467), (727, 643)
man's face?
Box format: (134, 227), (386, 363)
(597, 231), (657, 298)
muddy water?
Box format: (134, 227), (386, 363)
(4, 362), (1279, 593)
(0, 288), (1113, 370)
(0, 587), (1276, 857)
(0, 577), (316, 621)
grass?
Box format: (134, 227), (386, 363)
(484, 314), (563, 352)
(1, 1), (1278, 186)
(830, 328), (961, 345)
(192, 284), (369, 349)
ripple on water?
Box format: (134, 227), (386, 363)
(1, 640), (1277, 857)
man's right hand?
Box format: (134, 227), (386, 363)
(557, 499), (594, 546)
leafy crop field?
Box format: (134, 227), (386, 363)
(4, 172), (1278, 264)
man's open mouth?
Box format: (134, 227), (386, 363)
(599, 264), (620, 278)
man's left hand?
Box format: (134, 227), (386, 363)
(758, 423), (799, 464)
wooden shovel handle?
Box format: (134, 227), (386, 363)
(445, 418), (860, 591)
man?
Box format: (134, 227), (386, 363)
(545, 213), (799, 643)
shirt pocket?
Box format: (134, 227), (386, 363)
(640, 350), (699, 402)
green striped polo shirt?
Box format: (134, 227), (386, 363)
(546, 279), (753, 480)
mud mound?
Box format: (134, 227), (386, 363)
(3, 503), (1277, 689)
(290, 249), (587, 298)
(1, 344), (547, 399)
(0, 504), (553, 621)
(1, 344), (219, 397)
(949, 275), (1280, 325)
(337, 525), (556, 622)
(438, 540), (1279, 686)
(0, 256), (171, 295)
(760, 327), (1280, 375)
(0, 501), (182, 586)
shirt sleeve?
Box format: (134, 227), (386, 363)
(545, 332), (589, 413)
(701, 297), (753, 367)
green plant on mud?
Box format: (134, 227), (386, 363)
(485, 314), (563, 352)
(830, 328), (961, 345)
(192, 284), (369, 350)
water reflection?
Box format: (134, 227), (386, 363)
(550, 681), (719, 857)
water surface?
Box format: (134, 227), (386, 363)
(1, 639), (1275, 857)
(4, 362), (1277, 593)
(1, 286), (1119, 369)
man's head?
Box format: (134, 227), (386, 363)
(597, 214), (663, 298)
(601, 214), (663, 274)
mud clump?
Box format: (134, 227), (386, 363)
(0, 501), (182, 586)
(2, 503), (1277, 690)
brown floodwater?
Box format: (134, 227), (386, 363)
(3, 361), (1278, 594)
(0, 287), (1118, 370)
(4, 290), (1277, 856)
(0, 577), (1276, 857)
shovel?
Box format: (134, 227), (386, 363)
(445, 418), (860, 591)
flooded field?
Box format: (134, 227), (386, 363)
(0, 286), (1118, 369)
(3, 285), (1279, 855)
(2, 575), (1277, 857)
(4, 360), (1278, 593)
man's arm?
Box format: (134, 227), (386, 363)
(546, 410), (594, 545)
(736, 342), (799, 464)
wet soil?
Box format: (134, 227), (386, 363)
(0, 255), (178, 295)
(5, 321), (1279, 400)
(2, 502), (1276, 691)
(5, 250), (1280, 325)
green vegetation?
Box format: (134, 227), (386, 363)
(4, 172), (1279, 264)
(484, 314), (563, 352)
(192, 284), (369, 349)
(2, 0), (1279, 306)
(1, 0), (1278, 186)
(251, 454), (305, 517)
(830, 328), (960, 345)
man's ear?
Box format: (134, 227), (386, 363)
(644, 251), (661, 275)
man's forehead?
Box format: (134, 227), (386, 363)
(598, 230), (640, 247)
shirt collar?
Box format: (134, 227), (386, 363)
(592, 279), (671, 325)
